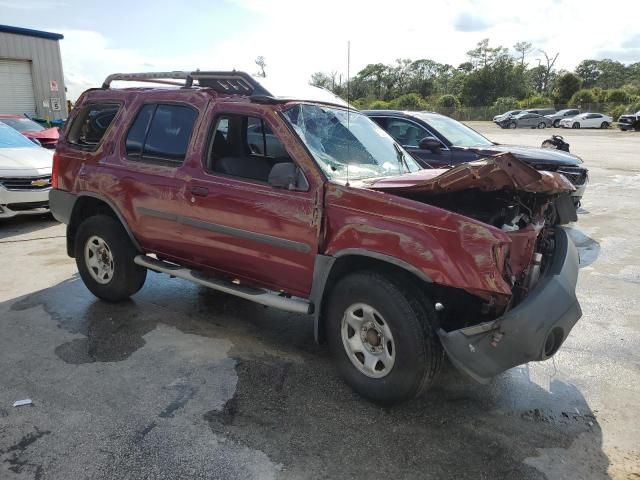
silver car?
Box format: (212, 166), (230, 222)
(499, 112), (553, 129)
(545, 109), (580, 128)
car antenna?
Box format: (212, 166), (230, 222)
(345, 40), (351, 187)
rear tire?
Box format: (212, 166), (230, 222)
(75, 215), (146, 302)
(537, 122), (547, 129)
(326, 271), (443, 405)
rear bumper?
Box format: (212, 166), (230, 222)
(438, 227), (581, 383)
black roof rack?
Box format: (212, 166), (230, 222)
(101, 70), (272, 97)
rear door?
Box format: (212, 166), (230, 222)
(178, 103), (322, 298)
(112, 101), (201, 259)
(585, 113), (602, 127)
(519, 114), (532, 127)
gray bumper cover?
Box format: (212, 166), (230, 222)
(49, 188), (77, 224)
(438, 227), (581, 383)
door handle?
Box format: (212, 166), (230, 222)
(190, 186), (209, 197)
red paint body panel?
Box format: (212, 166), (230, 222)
(323, 183), (513, 299)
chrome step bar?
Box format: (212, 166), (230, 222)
(134, 255), (312, 314)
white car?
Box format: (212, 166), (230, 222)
(0, 122), (53, 218)
(559, 112), (613, 129)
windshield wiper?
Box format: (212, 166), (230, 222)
(393, 143), (410, 174)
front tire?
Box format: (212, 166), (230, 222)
(600, 122), (609, 129)
(537, 122), (547, 129)
(572, 122), (580, 129)
(508, 122), (517, 129)
(75, 215), (147, 302)
(326, 271), (443, 404)
(553, 119), (560, 128)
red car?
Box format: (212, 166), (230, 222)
(0, 114), (59, 148)
(49, 71), (582, 404)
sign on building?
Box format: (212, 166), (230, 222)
(50, 97), (61, 111)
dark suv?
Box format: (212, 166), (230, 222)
(365, 110), (588, 210)
(50, 71), (582, 404)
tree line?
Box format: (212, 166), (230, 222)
(309, 39), (640, 118)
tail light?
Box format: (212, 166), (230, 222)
(51, 151), (60, 189)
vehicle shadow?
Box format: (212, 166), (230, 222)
(0, 214), (59, 241)
(4, 274), (611, 479)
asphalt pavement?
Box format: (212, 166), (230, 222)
(1, 124), (638, 479)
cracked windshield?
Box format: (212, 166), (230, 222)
(283, 104), (420, 181)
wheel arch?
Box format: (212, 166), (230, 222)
(67, 193), (141, 257)
(311, 250), (434, 343)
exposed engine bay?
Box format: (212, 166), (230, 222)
(367, 153), (576, 326)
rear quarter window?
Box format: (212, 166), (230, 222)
(66, 103), (121, 149)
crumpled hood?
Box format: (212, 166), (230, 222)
(367, 153), (575, 195)
(463, 144), (583, 167)
(0, 147), (53, 174)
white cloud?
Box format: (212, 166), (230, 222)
(59, 0), (640, 100)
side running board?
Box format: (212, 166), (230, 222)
(134, 255), (312, 315)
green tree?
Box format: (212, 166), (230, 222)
(569, 89), (596, 107)
(437, 94), (461, 109)
(555, 72), (582, 104)
(493, 97), (519, 111)
(575, 60), (600, 88)
(390, 93), (425, 110)
(605, 89), (631, 104)
(368, 100), (391, 110)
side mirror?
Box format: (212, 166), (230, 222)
(418, 136), (442, 153)
(268, 162), (309, 191)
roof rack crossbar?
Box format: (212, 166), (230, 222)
(102, 71), (192, 89)
(101, 70), (273, 97)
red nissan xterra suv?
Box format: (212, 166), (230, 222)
(50, 71), (582, 404)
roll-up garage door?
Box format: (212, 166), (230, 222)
(0, 59), (37, 115)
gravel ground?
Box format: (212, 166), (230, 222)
(1, 123), (638, 479)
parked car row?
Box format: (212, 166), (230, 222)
(494, 108), (613, 129)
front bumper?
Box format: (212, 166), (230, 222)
(0, 185), (51, 218)
(438, 227), (581, 383)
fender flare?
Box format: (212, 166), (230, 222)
(54, 190), (142, 255)
(310, 249), (432, 343)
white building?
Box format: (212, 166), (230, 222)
(0, 24), (68, 120)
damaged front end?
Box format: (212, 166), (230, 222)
(369, 153), (582, 382)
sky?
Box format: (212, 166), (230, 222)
(2, 0), (640, 100)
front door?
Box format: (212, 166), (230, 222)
(178, 104), (322, 298)
(373, 116), (452, 168)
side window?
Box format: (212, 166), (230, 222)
(67, 103), (120, 149)
(205, 114), (292, 183)
(386, 119), (428, 147)
(370, 117), (387, 129)
(125, 104), (197, 165)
